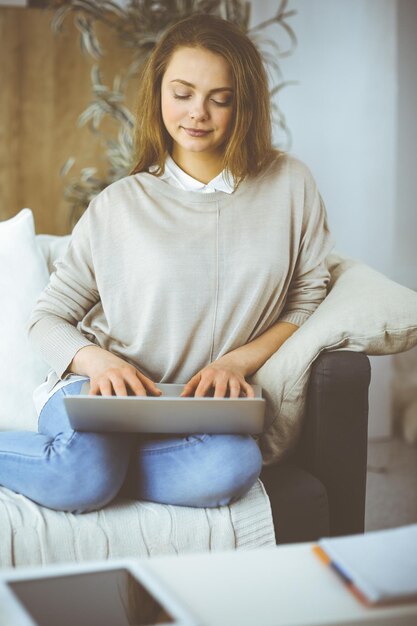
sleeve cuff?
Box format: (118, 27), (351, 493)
(278, 310), (311, 327)
(37, 322), (96, 379)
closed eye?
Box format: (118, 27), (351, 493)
(211, 99), (232, 107)
(173, 94), (231, 107)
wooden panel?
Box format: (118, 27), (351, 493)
(0, 7), (136, 234)
(0, 9), (21, 224)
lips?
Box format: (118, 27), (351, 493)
(182, 127), (212, 137)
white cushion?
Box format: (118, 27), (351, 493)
(0, 209), (51, 431)
(254, 253), (417, 464)
(37, 233), (71, 274)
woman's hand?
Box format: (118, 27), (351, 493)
(180, 359), (255, 398)
(69, 345), (162, 397)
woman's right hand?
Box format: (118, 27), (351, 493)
(68, 345), (162, 397)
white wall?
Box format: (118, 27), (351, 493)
(395, 0), (417, 290)
(251, 0), (399, 276)
(250, 0), (416, 438)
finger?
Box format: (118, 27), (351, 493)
(110, 376), (128, 397)
(180, 382), (198, 397)
(99, 378), (114, 397)
(123, 371), (148, 396)
(213, 380), (228, 398)
(194, 379), (214, 398)
(180, 374), (200, 397)
(245, 383), (256, 398)
(132, 371), (160, 396)
(141, 376), (162, 397)
(88, 381), (101, 396)
(228, 379), (241, 398)
(180, 383), (194, 397)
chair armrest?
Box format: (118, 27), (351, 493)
(291, 350), (371, 536)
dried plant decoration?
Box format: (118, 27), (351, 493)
(50, 0), (297, 226)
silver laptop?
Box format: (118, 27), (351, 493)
(63, 382), (265, 435)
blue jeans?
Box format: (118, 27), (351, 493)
(0, 380), (262, 513)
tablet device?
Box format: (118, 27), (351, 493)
(1, 558), (199, 626)
(63, 382), (265, 435)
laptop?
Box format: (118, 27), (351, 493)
(63, 382), (265, 435)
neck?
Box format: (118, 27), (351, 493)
(171, 148), (224, 183)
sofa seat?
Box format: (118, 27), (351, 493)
(0, 480), (275, 567)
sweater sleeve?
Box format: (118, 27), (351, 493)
(26, 205), (100, 379)
(278, 164), (335, 327)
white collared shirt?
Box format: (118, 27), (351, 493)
(151, 155), (235, 194)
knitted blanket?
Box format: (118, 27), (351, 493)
(0, 479), (275, 567)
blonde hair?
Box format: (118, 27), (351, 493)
(130, 13), (279, 183)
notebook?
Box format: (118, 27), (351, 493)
(313, 524), (417, 607)
(63, 382), (265, 435)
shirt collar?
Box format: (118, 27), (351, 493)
(155, 155), (235, 194)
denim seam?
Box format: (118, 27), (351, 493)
(138, 434), (209, 454)
(0, 450), (46, 460)
(49, 381), (86, 449)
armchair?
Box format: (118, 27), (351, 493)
(261, 350), (371, 544)
(5, 207), (417, 567)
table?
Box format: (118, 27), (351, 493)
(1, 542), (416, 625)
(144, 542), (417, 626)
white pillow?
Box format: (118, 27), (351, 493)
(37, 233), (71, 274)
(0, 209), (50, 431)
(253, 253), (417, 464)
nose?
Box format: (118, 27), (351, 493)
(189, 99), (209, 122)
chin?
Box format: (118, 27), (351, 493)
(178, 140), (215, 154)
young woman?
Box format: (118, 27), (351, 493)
(0, 14), (333, 513)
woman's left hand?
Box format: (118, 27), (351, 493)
(180, 360), (255, 398)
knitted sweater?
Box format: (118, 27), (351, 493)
(28, 153), (334, 387)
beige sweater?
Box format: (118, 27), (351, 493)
(28, 153), (334, 386)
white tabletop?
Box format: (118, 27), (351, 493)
(144, 542), (417, 626)
(1, 542), (416, 626)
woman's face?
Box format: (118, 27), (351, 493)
(161, 46), (234, 163)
